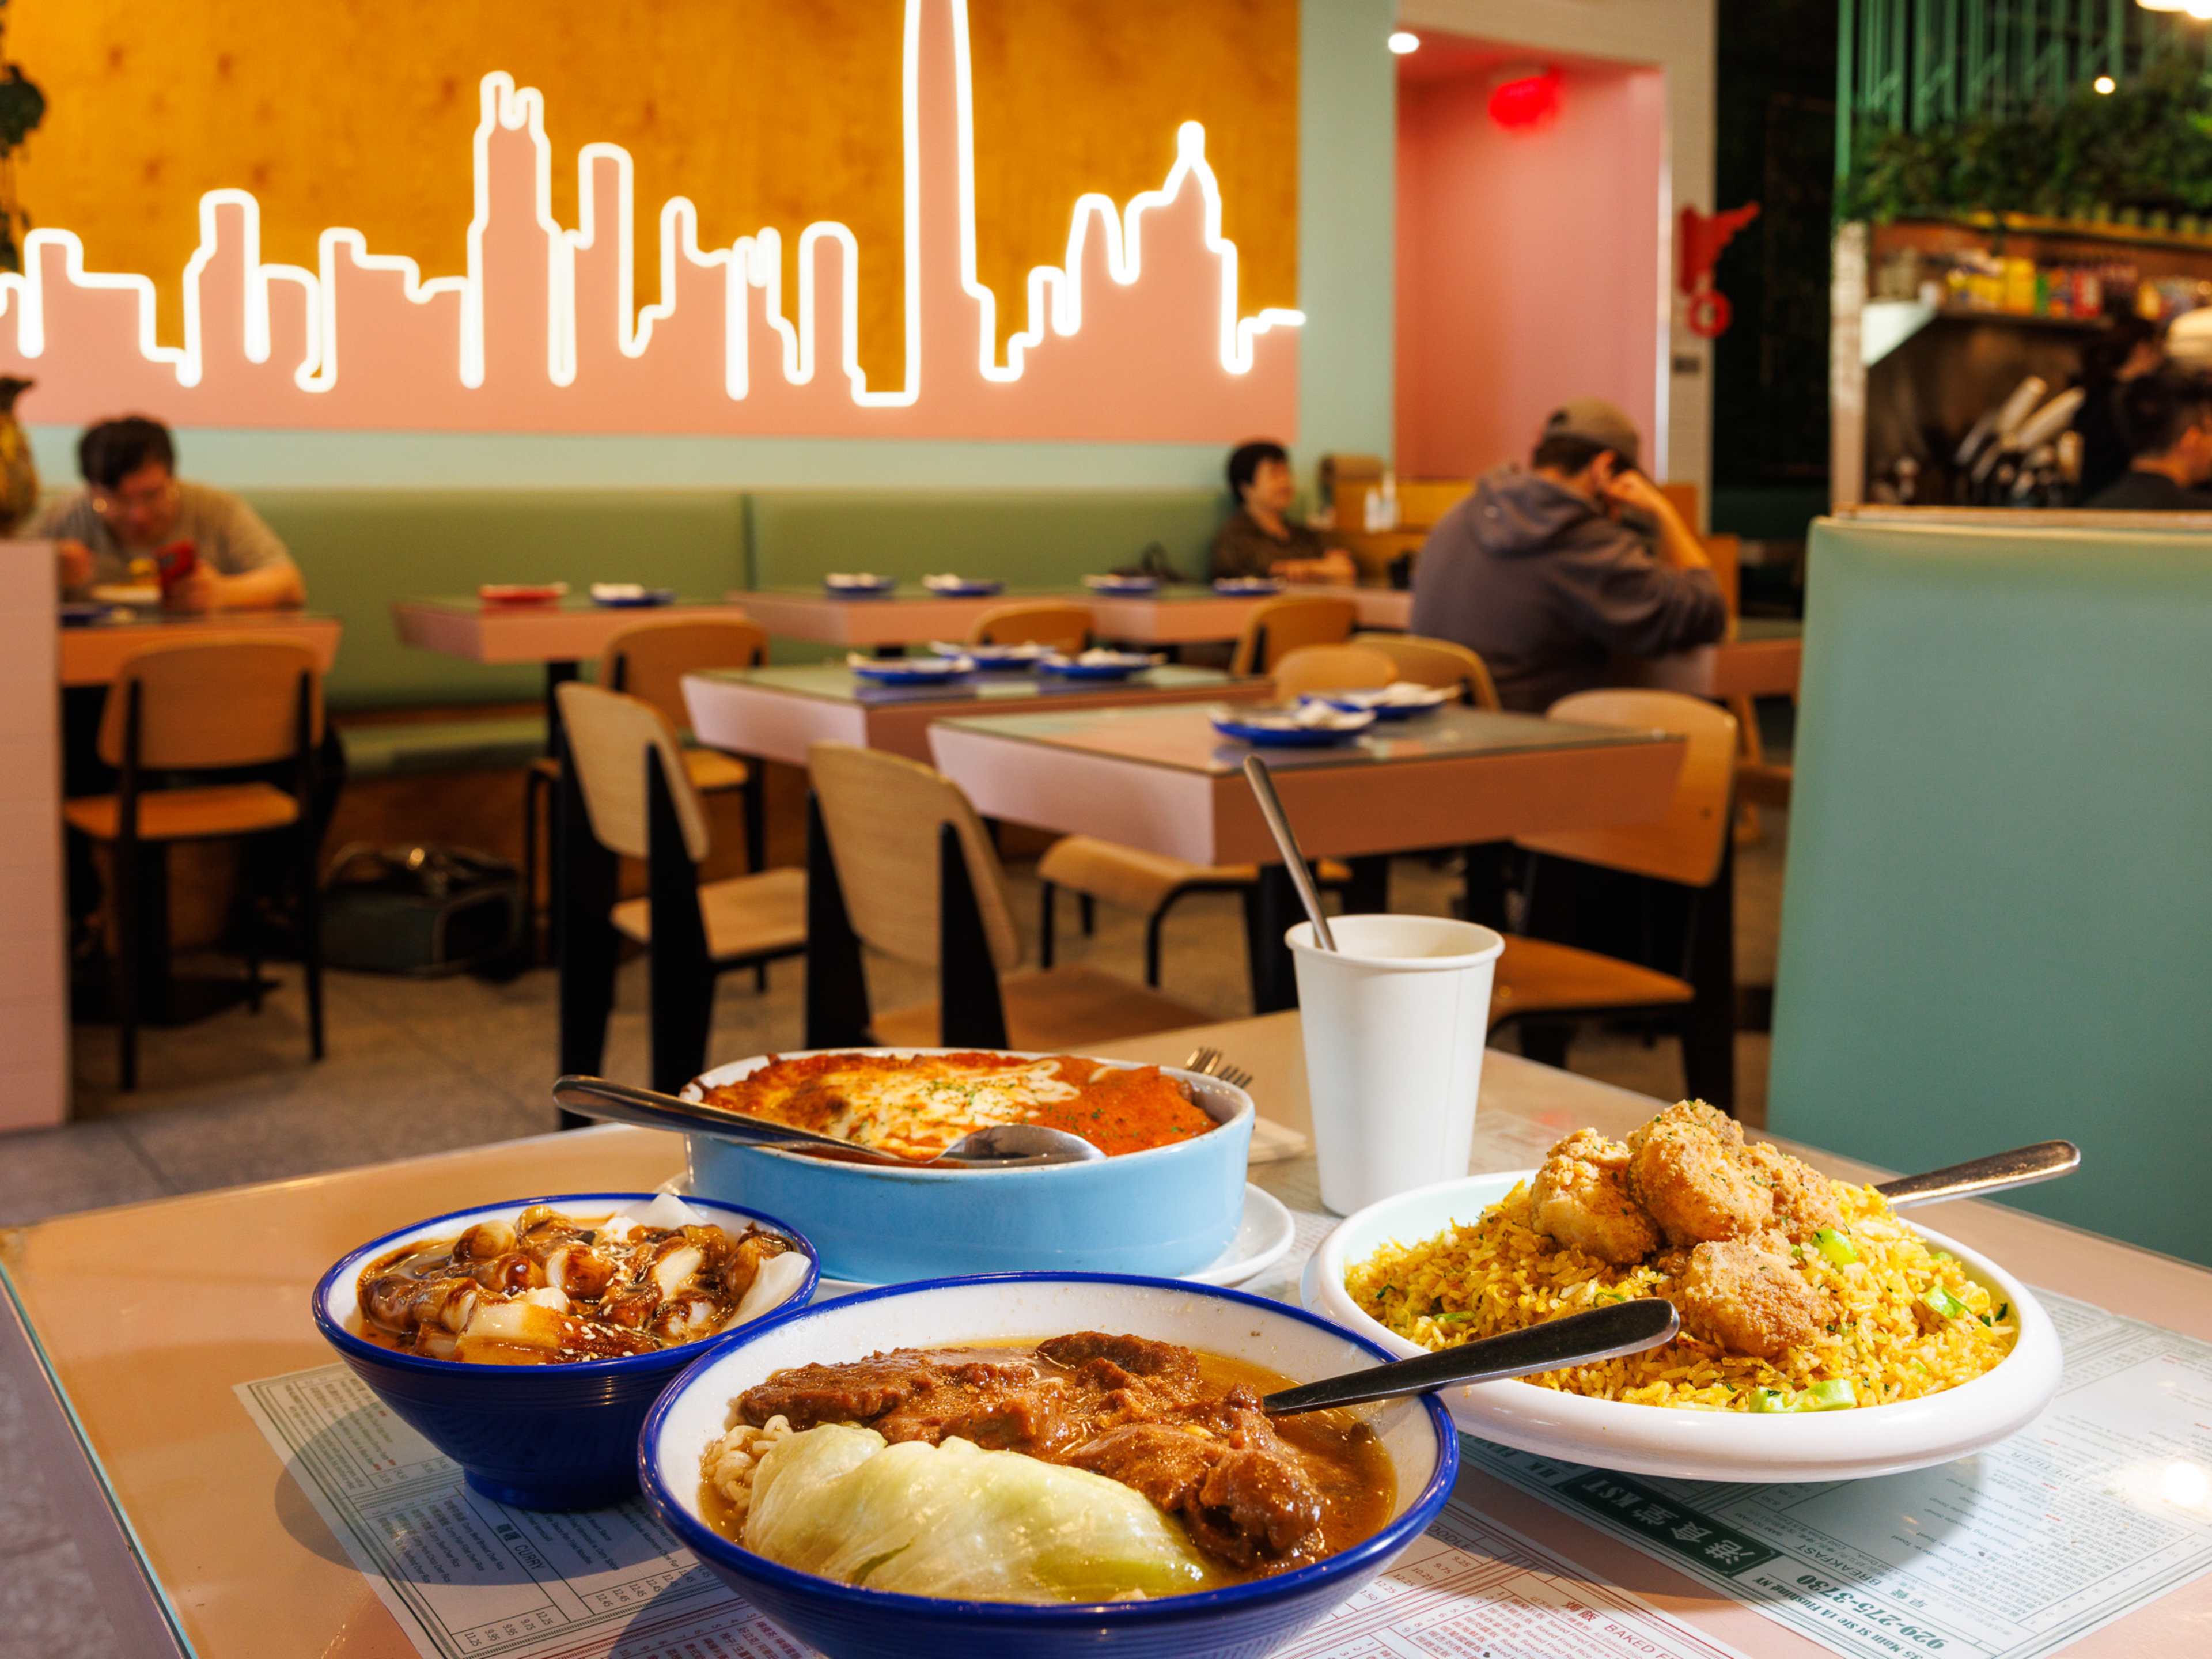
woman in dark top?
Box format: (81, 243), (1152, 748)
(1210, 440), (1355, 581)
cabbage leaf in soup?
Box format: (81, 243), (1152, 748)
(745, 1424), (1220, 1601)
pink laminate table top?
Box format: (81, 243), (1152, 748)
(4, 1011), (2205, 1659)
(929, 703), (1687, 865)
(681, 662), (1268, 767)
(58, 610), (343, 688)
(388, 597), (757, 665)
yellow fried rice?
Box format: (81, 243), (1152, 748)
(1344, 1180), (2017, 1410)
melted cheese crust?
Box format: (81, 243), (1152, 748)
(702, 1052), (1216, 1161)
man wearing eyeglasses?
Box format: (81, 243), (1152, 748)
(39, 414), (305, 612)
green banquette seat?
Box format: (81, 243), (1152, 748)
(1767, 514), (2212, 1266)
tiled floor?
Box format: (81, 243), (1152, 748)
(0, 813), (1788, 1657)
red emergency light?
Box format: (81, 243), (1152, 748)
(1488, 67), (1562, 132)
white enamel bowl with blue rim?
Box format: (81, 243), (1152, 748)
(313, 1192), (819, 1509)
(1302, 1171), (2063, 1482)
(638, 1274), (1459, 1659)
(681, 1051), (1253, 1285)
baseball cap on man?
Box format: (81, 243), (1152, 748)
(1541, 399), (1642, 471)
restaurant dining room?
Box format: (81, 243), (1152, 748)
(6, 0), (2212, 1654)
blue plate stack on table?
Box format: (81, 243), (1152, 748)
(1209, 704), (1376, 748)
(823, 573), (899, 598)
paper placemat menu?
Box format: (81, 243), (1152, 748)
(1459, 1291), (2212, 1659)
(238, 1364), (1749, 1659)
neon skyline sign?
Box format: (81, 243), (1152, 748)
(0, 0), (1301, 441)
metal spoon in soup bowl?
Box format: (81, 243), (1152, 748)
(551, 1074), (1107, 1168)
(1264, 1298), (1680, 1416)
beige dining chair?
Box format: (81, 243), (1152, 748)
(557, 681), (806, 1092)
(1353, 631), (1502, 710)
(1487, 689), (1738, 1100)
(62, 640), (326, 1090)
(805, 741), (1210, 1049)
(1032, 647), (1377, 991)
(1228, 594), (1358, 676)
(1271, 643), (1397, 700)
(967, 601), (1093, 656)
(522, 618), (769, 956)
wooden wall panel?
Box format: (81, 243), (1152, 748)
(11, 0), (1298, 391)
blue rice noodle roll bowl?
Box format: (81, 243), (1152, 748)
(313, 1192), (819, 1510)
(639, 1273), (1459, 1659)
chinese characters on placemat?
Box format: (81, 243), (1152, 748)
(1463, 1291), (2212, 1659)
(238, 1364), (1750, 1659)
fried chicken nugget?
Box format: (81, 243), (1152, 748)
(1671, 1237), (1829, 1359)
(1627, 1101), (1772, 1246)
(1529, 1130), (1658, 1265)
(1741, 1141), (1846, 1241)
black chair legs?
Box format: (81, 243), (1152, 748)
(649, 960), (715, 1097)
(300, 824), (326, 1063)
(1039, 881), (1058, 968)
(521, 763), (554, 961)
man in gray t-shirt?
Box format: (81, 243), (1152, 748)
(36, 416), (304, 612)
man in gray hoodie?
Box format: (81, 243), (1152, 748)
(1410, 400), (1725, 712)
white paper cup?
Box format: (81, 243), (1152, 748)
(1288, 915), (1505, 1215)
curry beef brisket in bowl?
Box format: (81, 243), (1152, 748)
(641, 1274), (1457, 1659)
(679, 1050), (1255, 1284)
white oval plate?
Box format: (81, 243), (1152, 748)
(1301, 1170), (2063, 1482)
(810, 1183), (1294, 1298)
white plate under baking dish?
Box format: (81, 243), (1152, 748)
(1301, 1170), (2063, 1482)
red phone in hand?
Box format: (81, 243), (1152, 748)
(154, 540), (199, 598)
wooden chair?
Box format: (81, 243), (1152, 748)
(802, 741), (1211, 1050)
(62, 641), (325, 1090)
(1032, 650), (1373, 993)
(968, 601), (1092, 656)
(1487, 690), (1740, 1103)
(556, 683), (806, 1093)
(522, 618), (769, 956)
(1352, 632), (1501, 710)
(1271, 643), (1396, 700)
(1228, 595), (1358, 676)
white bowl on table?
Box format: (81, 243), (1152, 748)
(1302, 1170), (2063, 1482)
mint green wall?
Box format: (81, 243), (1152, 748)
(25, 0), (1396, 499)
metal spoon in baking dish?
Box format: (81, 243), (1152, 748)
(1263, 1298), (1681, 1416)
(1873, 1139), (2080, 1208)
(550, 1075), (1107, 1168)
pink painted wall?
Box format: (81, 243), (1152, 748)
(1395, 50), (1665, 479)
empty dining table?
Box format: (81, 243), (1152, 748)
(724, 586), (1087, 648)
(928, 702), (1687, 1012)
(390, 595), (759, 747)
(680, 660), (1270, 766)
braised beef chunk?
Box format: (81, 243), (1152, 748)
(1035, 1331), (1200, 1382)
(737, 1335), (1351, 1574)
